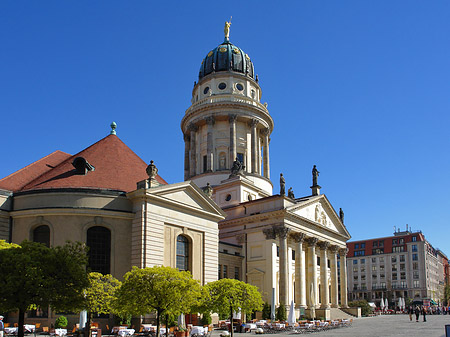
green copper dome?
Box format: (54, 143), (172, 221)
(199, 39), (255, 80)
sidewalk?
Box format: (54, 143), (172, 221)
(212, 314), (450, 337)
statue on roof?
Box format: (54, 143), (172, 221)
(312, 165), (320, 187)
(224, 17), (232, 40)
(339, 208), (344, 223)
(230, 157), (244, 177)
(280, 173), (285, 196)
(288, 187), (295, 199)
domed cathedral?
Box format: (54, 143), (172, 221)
(181, 26), (273, 207)
(187, 23), (353, 321)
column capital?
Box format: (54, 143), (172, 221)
(188, 123), (198, 132)
(274, 224), (290, 239)
(318, 241), (330, 250)
(306, 237), (319, 247)
(205, 116), (215, 125)
(229, 114), (237, 123)
(261, 128), (270, 136)
(183, 134), (190, 142)
(263, 226), (277, 240)
(249, 118), (259, 128)
(339, 248), (349, 256)
(329, 245), (340, 254)
(290, 232), (306, 243)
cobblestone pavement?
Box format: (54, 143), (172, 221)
(213, 314), (450, 337)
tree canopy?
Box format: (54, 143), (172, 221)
(204, 279), (263, 337)
(114, 266), (202, 337)
(0, 241), (89, 337)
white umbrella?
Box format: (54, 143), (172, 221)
(287, 300), (295, 326)
(79, 310), (87, 329)
(380, 296), (385, 310)
(384, 298), (389, 310)
(177, 313), (185, 329)
(271, 288), (276, 321)
(233, 309), (241, 320)
(398, 298), (402, 310)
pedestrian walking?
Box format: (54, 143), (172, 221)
(408, 306), (413, 321)
(422, 306), (427, 322)
(0, 315), (4, 337)
(414, 306), (420, 322)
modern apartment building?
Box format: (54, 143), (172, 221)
(346, 228), (446, 306)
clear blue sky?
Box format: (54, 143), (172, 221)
(1, 2), (449, 254)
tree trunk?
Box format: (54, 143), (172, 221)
(85, 312), (91, 337)
(18, 308), (25, 337)
(156, 310), (161, 337)
(165, 314), (169, 337)
(229, 305), (233, 337)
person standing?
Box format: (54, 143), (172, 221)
(408, 306), (413, 321)
(422, 306), (427, 322)
(0, 315), (4, 337)
(414, 306), (420, 322)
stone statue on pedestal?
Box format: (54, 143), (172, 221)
(339, 208), (344, 223)
(230, 157), (244, 177)
(280, 173), (285, 195)
(312, 165), (320, 187)
(288, 187), (295, 199)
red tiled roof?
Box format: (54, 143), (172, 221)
(18, 134), (167, 193)
(0, 150), (71, 192)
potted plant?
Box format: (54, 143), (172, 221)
(175, 327), (186, 337)
(55, 316), (68, 329)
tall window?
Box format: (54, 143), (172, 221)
(176, 235), (189, 271)
(33, 225), (50, 247)
(87, 226), (111, 274)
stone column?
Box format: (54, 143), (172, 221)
(277, 225), (290, 306)
(318, 241), (330, 308)
(291, 232), (307, 309)
(307, 237), (319, 308)
(250, 119), (259, 174)
(189, 124), (198, 177)
(206, 116), (215, 172)
(184, 134), (190, 180)
(339, 248), (349, 308)
(330, 246), (339, 308)
(262, 128), (270, 179)
(229, 114), (237, 167)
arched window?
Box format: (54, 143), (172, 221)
(33, 225), (50, 247)
(87, 226), (111, 275)
(176, 235), (189, 271)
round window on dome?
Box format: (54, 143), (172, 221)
(225, 194), (232, 201)
(218, 83), (227, 90)
(203, 87), (210, 94)
(236, 83), (244, 91)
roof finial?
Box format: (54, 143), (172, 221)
(224, 17), (232, 41)
(110, 121), (117, 135)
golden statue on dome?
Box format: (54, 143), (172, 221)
(224, 17), (232, 39)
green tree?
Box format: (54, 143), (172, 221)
(204, 279), (263, 337)
(84, 273), (121, 336)
(275, 304), (286, 321)
(261, 302), (271, 320)
(114, 266), (202, 337)
(348, 300), (372, 316)
(0, 240), (20, 250)
(0, 241), (89, 337)
(444, 285), (450, 306)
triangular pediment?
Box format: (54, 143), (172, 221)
(146, 181), (226, 219)
(247, 268), (265, 275)
(287, 195), (350, 238)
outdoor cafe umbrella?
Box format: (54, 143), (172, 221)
(398, 298), (402, 310)
(177, 313), (186, 329)
(270, 288), (276, 321)
(384, 298), (389, 310)
(380, 296), (385, 310)
(79, 310), (87, 329)
(287, 300), (296, 326)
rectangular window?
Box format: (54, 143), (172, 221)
(277, 246), (279, 257)
(392, 265), (397, 271)
(379, 240), (384, 247)
(400, 264), (405, 271)
(354, 250), (365, 256)
(361, 259), (365, 264)
(372, 258), (376, 263)
(203, 155), (207, 173)
(380, 282), (386, 288)
(372, 274), (377, 279)
(218, 265), (222, 279)
(401, 281), (407, 288)
(328, 259), (330, 268)
(234, 267), (240, 280)
(317, 256), (320, 266)
(361, 274), (366, 280)
(380, 274), (385, 279)
(223, 265), (228, 278)
(380, 257), (384, 263)
(400, 272), (406, 280)
(413, 271), (419, 279)
(392, 239), (398, 245)
(361, 243), (366, 248)
(353, 267), (358, 272)
(413, 262), (418, 270)
(412, 236), (417, 242)
(392, 256), (397, 263)
(392, 273), (397, 280)
(413, 280), (420, 288)
(373, 241), (378, 247)
(412, 254), (418, 261)
(292, 250), (295, 260)
(355, 244), (359, 249)
(372, 266), (377, 271)
(353, 260), (358, 264)
(361, 266), (366, 272)
(392, 281), (397, 288)
(399, 238), (404, 244)
(353, 275), (358, 280)
(412, 245), (417, 252)
(400, 255), (405, 262)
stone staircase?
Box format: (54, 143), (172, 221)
(329, 308), (357, 320)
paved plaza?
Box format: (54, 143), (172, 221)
(214, 315), (450, 337)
